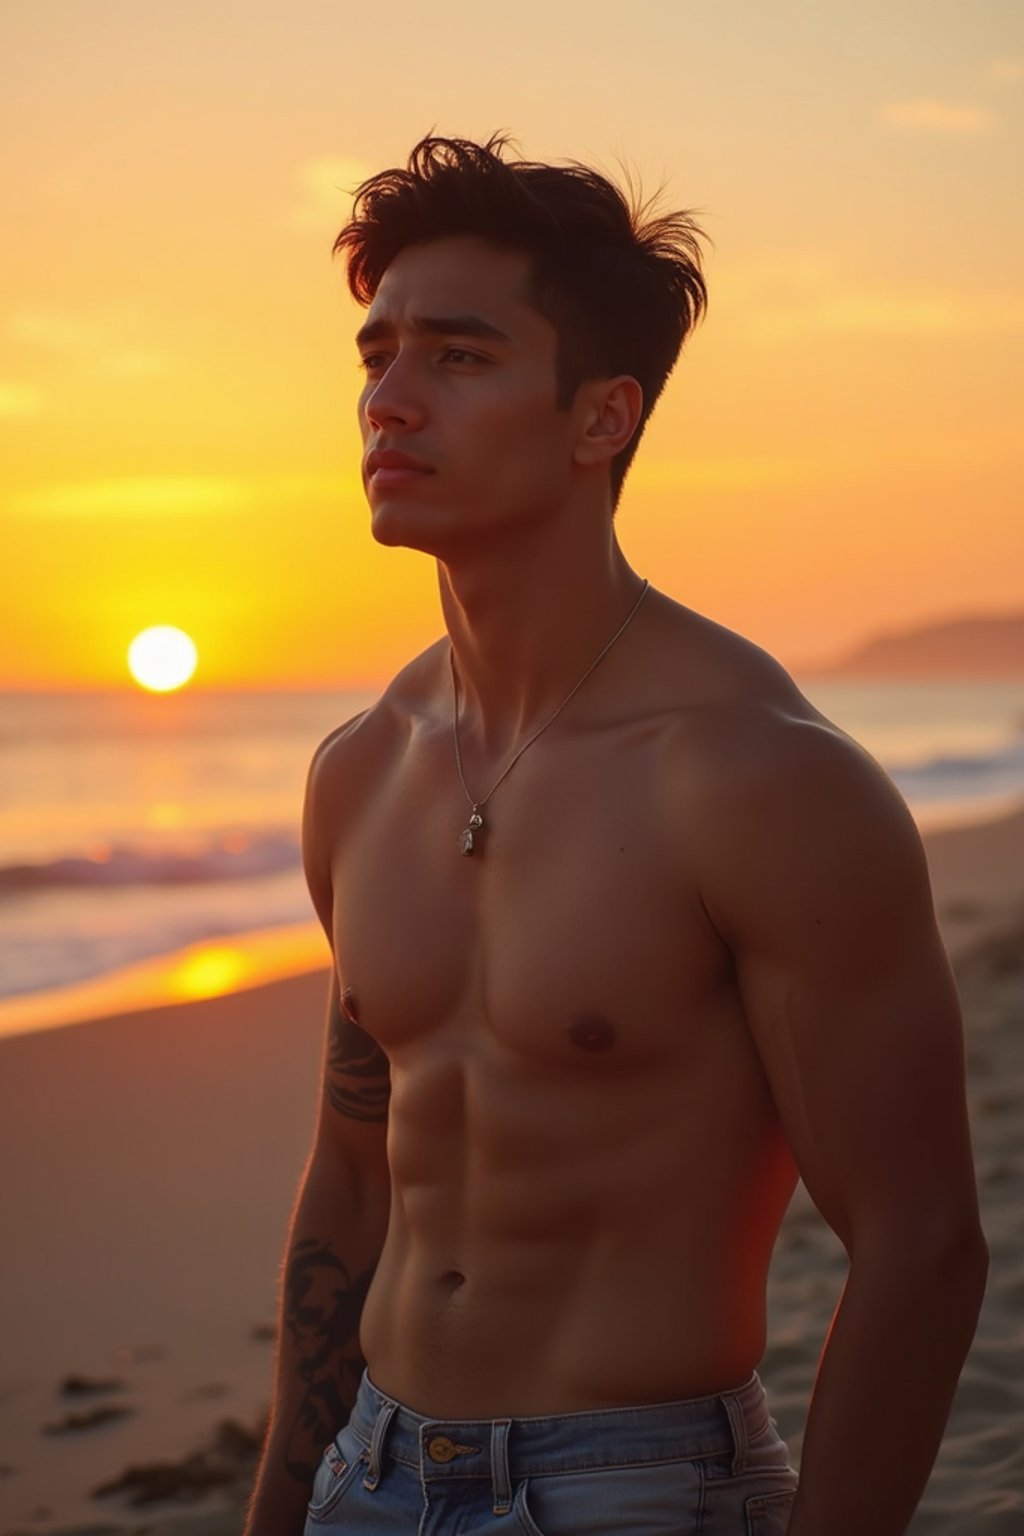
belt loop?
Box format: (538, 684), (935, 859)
(490, 1418), (512, 1514)
(363, 1398), (398, 1490)
(721, 1389), (749, 1475)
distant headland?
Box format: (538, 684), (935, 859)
(793, 609), (1024, 679)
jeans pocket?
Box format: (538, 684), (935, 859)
(306, 1429), (367, 1522)
(745, 1487), (797, 1535)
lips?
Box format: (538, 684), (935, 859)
(365, 448), (433, 477)
(369, 465), (432, 492)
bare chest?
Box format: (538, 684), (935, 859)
(328, 722), (735, 1075)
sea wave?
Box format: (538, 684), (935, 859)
(887, 729), (1024, 802)
(0, 828), (302, 898)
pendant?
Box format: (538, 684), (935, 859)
(458, 809), (484, 856)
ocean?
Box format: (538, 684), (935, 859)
(2, 679), (1023, 1036)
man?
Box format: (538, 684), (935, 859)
(245, 131), (987, 1535)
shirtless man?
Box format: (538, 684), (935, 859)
(245, 132), (987, 1536)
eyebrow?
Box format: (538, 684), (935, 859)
(354, 313), (513, 350)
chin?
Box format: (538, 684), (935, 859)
(369, 504), (447, 555)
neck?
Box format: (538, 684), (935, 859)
(438, 515), (645, 760)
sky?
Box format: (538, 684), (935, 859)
(1, 0), (1022, 689)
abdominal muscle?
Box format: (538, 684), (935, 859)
(357, 1025), (799, 1419)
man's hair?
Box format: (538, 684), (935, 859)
(332, 130), (711, 512)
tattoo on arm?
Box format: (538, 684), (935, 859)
(280, 984), (390, 1481)
(325, 987), (391, 1123)
(282, 1237), (376, 1481)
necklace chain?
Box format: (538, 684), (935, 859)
(449, 578), (650, 851)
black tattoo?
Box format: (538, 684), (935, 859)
(325, 987), (391, 1123)
(282, 1237), (376, 1481)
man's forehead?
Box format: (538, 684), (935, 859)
(360, 239), (538, 341)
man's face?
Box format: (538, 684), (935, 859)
(357, 235), (594, 554)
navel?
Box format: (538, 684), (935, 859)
(567, 1013), (617, 1052)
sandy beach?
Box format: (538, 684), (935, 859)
(1, 808), (1022, 1535)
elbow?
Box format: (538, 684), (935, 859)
(855, 1214), (989, 1307)
(957, 1223), (990, 1305)
(935, 1215), (989, 1285)
(925, 1215), (988, 1302)
(910, 1221), (988, 1312)
(937, 1224), (989, 1336)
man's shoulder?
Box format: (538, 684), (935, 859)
(310, 638), (447, 783)
(301, 645), (446, 913)
(379, 635), (450, 718)
(655, 599), (827, 756)
(655, 600), (899, 825)
(661, 608), (927, 907)
(658, 615), (934, 974)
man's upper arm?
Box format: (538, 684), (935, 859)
(699, 713), (983, 1261)
(301, 718), (392, 1178)
(300, 716), (365, 945)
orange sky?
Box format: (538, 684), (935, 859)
(2, 1), (1022, 688)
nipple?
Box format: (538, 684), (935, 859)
(567, 1013), (616, 1052)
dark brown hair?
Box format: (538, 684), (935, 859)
(332, 130), (711, 511)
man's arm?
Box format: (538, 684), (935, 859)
(244, 725), (391, 1536)
(699, 712), (988, 1536)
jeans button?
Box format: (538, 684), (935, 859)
(428, 1435), (457, 1463)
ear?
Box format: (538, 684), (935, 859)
(572, 376), (644, 470)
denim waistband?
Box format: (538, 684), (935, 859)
(345, 1366), (771, 1488)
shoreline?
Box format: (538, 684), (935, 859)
(0, 921), (331, 1042)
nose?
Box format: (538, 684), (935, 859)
(362, 355), (426, 434)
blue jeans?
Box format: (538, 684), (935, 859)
(304, 1367), (799, 1534)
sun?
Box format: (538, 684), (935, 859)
(127, 626), (198, 692)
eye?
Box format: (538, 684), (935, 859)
(357, 346), (485, 373)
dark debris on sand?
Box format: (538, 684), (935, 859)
(60, 1374), (129, 1397)
(92, 1416), (267, 1507)
(45, 1404), (136, 1433)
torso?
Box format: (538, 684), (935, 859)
(320, 591), (827, 1416)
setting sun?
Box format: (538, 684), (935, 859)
(127, 626), (198, 692)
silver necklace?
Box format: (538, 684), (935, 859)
(449, 578), (650, 856)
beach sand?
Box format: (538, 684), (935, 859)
(1, 808), (1022, 1534)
